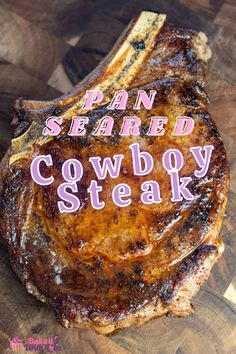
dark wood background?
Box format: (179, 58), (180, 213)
(0, 0), (235, 353)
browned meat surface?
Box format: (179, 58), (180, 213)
(0, 11), (229, 334)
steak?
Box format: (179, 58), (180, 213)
(0, 11), (229, 334)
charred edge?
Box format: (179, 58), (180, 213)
(160, 244), (217, 303)
(11, 98), (31, 138)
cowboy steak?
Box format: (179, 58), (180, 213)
(0, 11), (229, 334)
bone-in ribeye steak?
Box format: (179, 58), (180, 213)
(0, 11), (229, 334)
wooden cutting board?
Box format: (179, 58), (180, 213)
(0, 1), (235, 353)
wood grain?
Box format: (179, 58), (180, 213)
(0, 0), (235, 353)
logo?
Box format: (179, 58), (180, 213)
(7, 336), (62, 352)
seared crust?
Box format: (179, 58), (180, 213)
(0, 12), (229, 334)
